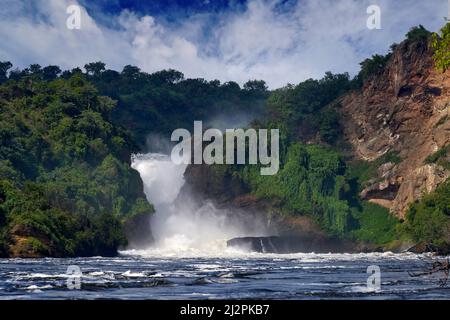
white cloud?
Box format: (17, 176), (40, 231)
(0, 0), (446, 88)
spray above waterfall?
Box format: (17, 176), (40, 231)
(130, 152), (269, 256)
(170, 121), (280, 176)
(126, 119), (280, 256)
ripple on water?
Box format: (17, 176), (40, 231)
(0, 252), (448, 299)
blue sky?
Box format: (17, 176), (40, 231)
(80, 0), (246, 17)
(0, 0), (447, 88)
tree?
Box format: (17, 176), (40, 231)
(405, 178), (450, 246)
(0, 61), (12, 83)
(316, 106), (341, 144)
(432, 23), (450, 72)
(150, 69), (184, 85)
(0, 71), (150, 257)
(121, 65), (141, 80)
(84, 61), (106, 77)
(222, 81), (240, 92)
(27, 64), (42, 76)
(42, 65), (61, 81)
(8, 68), (22, 81)
(406, 25), (431, 42)
(356, 54), (391, 85)
(244, 80), (268, 93)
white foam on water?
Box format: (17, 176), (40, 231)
(122, 270), (147, 278)
(26, 285), (53, 289)
(128, 153), (429, 261)
(130, 153), (266, 257)
(25, 273), (68, 279)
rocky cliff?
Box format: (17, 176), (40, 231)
(340, 38), (450, 217)
(181, 36), (450, 252)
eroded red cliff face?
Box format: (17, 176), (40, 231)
(340, 39), (450, 217)
(181, 38), (449, 247)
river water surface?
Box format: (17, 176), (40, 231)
(0, 251), (449, 299)
(2, 153), (448, 300)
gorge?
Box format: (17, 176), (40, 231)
(126, 25), (450, 256)
(0, 24), (449, 259)
(0, 22), (450, 300)
(129, 152), (272, 256)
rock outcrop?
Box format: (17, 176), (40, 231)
(181, 37), (450, 252)
(340, 38), (450, 217)
(227, 236), (357, 254)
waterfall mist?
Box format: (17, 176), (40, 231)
(130, 153), (269, 256)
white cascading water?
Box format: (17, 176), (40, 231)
(129, 153), (265, 256)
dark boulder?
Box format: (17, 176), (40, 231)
(227, 236), (356, 254)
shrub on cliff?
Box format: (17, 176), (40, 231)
(406, 25), (432, 42)
(238, 143), (352, 236)
(424, 145), (450, 170)
(432, 23), (450, 72)
(404, 179), (450, 248)
(351, 202), (399, 245)
(353, 54), (391, 87)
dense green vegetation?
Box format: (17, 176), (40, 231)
(348, 152), (402, 190)
(240, 143), (351, 236)
(204, 26), (444, 246)
(0, 61), (271, 257)
(210, 140), (401, 243)
(432, 23), (450, 72)
(353, 53), (392, 87)
(232, 69), (403, 243)
(0, 23), (449, 257)
(82, 62), (268, 146)
(0, 68), (153, 257)
(406, 25), (432, 42)
(267, 72), (351, 144)
(350, 202), (399, 245)
(402, 179), (450, 250)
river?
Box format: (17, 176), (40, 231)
(0, 153), (448, 300)
(0, 252), (448, 299)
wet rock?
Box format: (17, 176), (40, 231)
(227, 236), (356, 254)
(123, 212), (154, 249)
(407, 241), (450, 255)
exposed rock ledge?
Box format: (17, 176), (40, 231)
(227, 236), (361, 254)
(340, 38), (450, 217)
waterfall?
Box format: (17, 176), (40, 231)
(130, 153), (264, 256)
